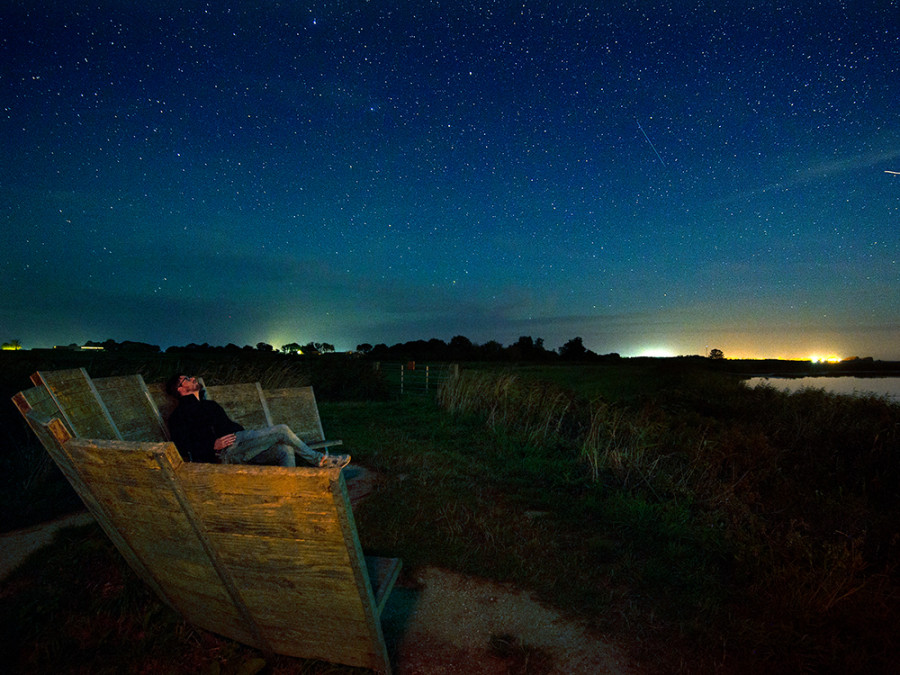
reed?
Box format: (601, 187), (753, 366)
(580, 400), (661, 486)
(435, 366), (900, 673)
(438, 370), (574, 446)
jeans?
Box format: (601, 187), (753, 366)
(223, 424), (321, 467)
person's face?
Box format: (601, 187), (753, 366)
(176, 375), (199, 395)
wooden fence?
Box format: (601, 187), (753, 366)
(376, 362), (459, 395)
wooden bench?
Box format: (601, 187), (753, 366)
(13, 368), (399, 673)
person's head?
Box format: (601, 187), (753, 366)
(165, 374), (198, 398)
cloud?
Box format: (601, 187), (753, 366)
(712, 145), (900, 206)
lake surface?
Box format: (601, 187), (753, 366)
(746, 376), (900, 401)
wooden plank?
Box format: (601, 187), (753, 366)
(366, 556), (403, 616)
(261, 387), (326, 444)
(93, 375), (168, 442)
(31, 369), (122, 440)
(332, 471), (392, 671)
(15, 414), (176, 608)
(16, 372), (396, 673)
(63, 437), (257, 649)
(179, 464), (391, 672)
(12, 386), (74, 453)
(204, 382), (272, 429)
(151, 443), (274, 658)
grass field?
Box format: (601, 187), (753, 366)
(2, 353), (898, 673)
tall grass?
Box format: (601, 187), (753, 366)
(438, 371), (574, 446)
(580, 401), (662, 486)
(436, 367), (900, 673)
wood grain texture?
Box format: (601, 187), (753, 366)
(263, 387), (327, 444)
(180, 462), (389, 668)
(94, 375), (169, 442)
(13, 372), (397, 673)
(31, 369), (122, 441)
(205, 383), (272, 430)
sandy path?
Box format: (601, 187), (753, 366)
(384, 566), (638, 674)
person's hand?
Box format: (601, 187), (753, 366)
(214, 434), (236, 451)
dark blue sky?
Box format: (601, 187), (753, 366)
(2, 1), (898, 358)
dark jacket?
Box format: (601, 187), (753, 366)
(168, 394), (243, 463)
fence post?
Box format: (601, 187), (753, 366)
(399, 363), (404, 394)
(425, 365), (430, 392)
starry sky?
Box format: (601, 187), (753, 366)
(2, 1), (898, 359)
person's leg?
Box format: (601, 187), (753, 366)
(245, 443), (296, 467)
(226, 425), (322, 465)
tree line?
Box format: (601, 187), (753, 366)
(355, 335), (620, 362)
(22, 335), (621, 362)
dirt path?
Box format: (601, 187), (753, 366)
(0, 510), (94, 580)
(1, 511), (639, 674)
(384, 566), (638, 674)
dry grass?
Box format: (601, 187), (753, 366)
(438, 371), (573, 446)
(435, 367), (900, 673)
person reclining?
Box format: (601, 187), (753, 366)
(165, 375), (350, 469)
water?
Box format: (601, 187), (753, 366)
(746, 376), (900, 401)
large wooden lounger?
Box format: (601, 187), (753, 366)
(12, 368), (399, 673)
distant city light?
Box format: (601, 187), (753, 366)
(635, 347), (676, 358)
(810, 355), (842, 363)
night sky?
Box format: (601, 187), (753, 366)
(2, 2), (898, 359)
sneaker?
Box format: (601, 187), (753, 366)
(318, 452), (351, 469)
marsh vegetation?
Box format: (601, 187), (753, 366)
(1, 352), (897, 673)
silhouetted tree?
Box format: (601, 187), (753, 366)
(122, 340), (160, 352)
(370, 343), (390, 358)
(480, 340), (504, 360)
(559, 336), (587, 360)
(709, 348), (724, 360)
(508, 336), (551, 361)
(256, 342), (274, 352)
(449, 335), (475, 360)
(282, 342), (302, 353)
(356, 343), (373, 354)
(101, 339), (160, 352)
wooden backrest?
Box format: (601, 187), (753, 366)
(93, 374), (169, 442)
(263, 387), (326, 444)
(59, 437), (391, 672)
(142, 381), (328, 446)
(17, 410), (172, 605)
(12, 370), (396, 673)
(11, 384), (74, 445)
(30, 368), (121, 440)
(204, 382), (273, 429)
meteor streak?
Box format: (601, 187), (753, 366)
(637, 120), (666, 167)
